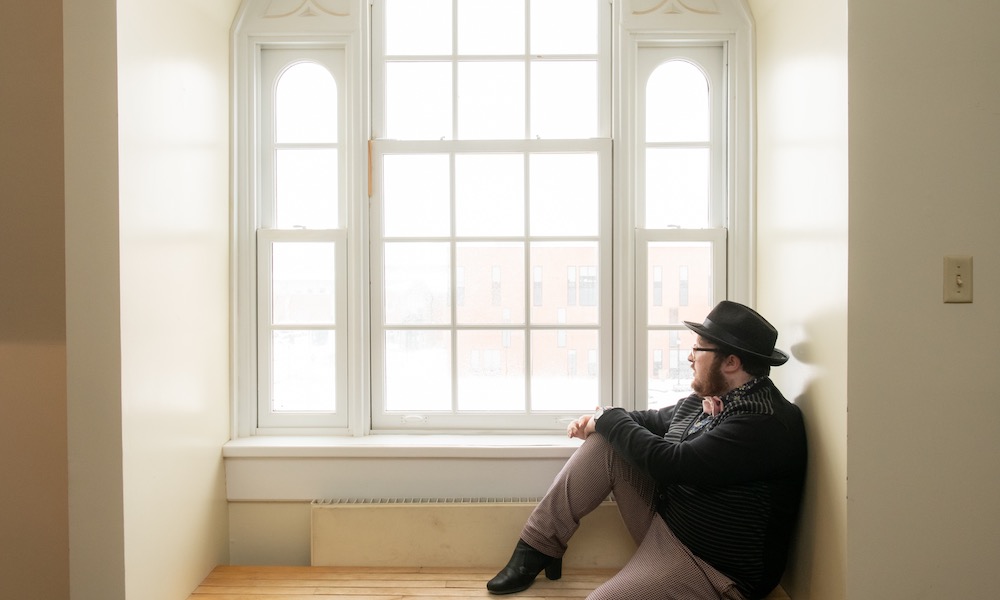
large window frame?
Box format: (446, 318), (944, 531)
(231, 0), (755, 438)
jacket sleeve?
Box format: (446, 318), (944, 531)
(622, 405), (676, 437)
(594, 406), (803, 487)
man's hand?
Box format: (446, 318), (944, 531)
(702, 396), (724, 416)
(566, 413), (598, 440)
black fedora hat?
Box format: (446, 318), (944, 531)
(684, 301), (789, 366)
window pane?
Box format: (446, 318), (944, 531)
(455, 154), (524, 236)
(385, 0), (451, 55)
(645, 148), (710, 228)
(275, 148), (338, 228)
(531, 242), (598, 325)
(272, 242), (336, 324)
(531, 61), (597, 139)
(272, 330), (335, 412)
(384, 329), (452, 411)
(531, 0), (598, 55)
(531, 329), (598, 411)
(647, 329), (697, 410)
(457, 330), (526, 411)
(383, 242), (451, 325)
(386, 62), (452, 139)
(458, 62), (525, 139)
(457, 0), (524, 55)
(456, 242), (525, 325)
(383, 154), (450, 237)
(646, 241), (715, 323)
(646, 60), (709, 143)
(276, 62), (337, 144)
(530, 153), (599, 236)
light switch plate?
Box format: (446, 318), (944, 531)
(943, 255), (973, 303)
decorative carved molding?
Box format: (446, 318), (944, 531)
(264, 0), (349, 18)
(632, 0), (721, 16)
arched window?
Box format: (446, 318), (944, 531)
(636, 46), (729, 410)
(254, 49), (349, 430)
(645, 59), (711, 228)
(273, 61), (338, 228)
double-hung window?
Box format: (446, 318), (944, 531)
(635, 45), (729, 410)
(232, 0), (754, 436)
(369, 0), (612, 430)
(253, 48), (350, 430)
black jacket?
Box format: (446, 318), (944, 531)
(594, 377), (807, 599)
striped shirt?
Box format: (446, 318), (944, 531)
(595, 377), (806, 600)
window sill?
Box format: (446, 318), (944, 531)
(223, 434), (582, 459)
(223, 435), (583, 501)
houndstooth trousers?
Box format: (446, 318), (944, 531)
(520, 434), (747, 600)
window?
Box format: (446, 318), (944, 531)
(637, 46), (730, 410)
(232, 0), (754, 436)
(254, 48), (349, 430)
(372, 0), (614, 429)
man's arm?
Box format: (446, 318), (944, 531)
(567, 404), (678, 440)
(595, 408), (804, 486)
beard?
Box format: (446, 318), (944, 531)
(691, 355), (728, 397)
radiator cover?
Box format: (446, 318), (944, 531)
(310, 498), (634, 568)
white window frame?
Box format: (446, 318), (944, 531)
(230, 0), (755, 438)
(231, 3), (367, 437)
(252, 46), (351, 430)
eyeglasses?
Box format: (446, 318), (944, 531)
(691, 347), (722, 354)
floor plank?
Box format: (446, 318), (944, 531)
(189, 566), (614, 599)
(188, 565), (790, 599)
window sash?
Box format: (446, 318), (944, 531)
(369, 139), (613, 431)
(635, 228), (727, 411)
(260, 47), (347, 229)
(256, 229), (350, 429)
(636, 45), (727, 230)
(369, 0), (612, 140)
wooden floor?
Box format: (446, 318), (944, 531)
(188, 565), (619, 599)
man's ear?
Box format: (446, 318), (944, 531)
(722, 353), (743, 373)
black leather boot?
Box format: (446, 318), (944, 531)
(486, 539), (562, 595)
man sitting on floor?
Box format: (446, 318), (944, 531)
(487, 300), (807, 600)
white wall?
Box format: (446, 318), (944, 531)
(65, 0), (237, 598)
(116, 0), (238, 598)
(847, 1), (1000, 597)
(750, 1), (849, 599)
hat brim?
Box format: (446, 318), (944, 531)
(684, 321), (790, 366)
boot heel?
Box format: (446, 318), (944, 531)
(487, 540), (559, 594)
(544, 558), (562, 581)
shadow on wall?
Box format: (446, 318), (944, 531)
(782, 308), (848, 599)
